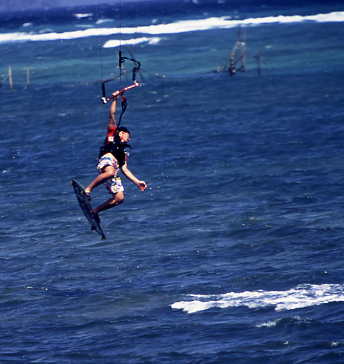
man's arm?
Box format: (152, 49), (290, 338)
(106, 91), (122, 142)
(121, 162), (147, 191)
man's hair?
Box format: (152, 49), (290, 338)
(117, 126), (131, 136)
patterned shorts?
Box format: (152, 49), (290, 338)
(97, 153), (118, 172)
(96, 153), (124, 195)
(106, 176), (124, 195)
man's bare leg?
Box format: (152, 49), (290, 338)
(85, 166), (115, 195)
(93, 191), (125, 215)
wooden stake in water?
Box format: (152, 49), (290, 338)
(25, 68), (31, 88)
(254, 53), (262, 76)
(8, 66), (13, 89)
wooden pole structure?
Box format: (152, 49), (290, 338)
(254, 53), (262, 76)
(8, 66), (13, 89)
(25, 67), (31, 88)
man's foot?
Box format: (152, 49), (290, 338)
(84, 188), (91, 200)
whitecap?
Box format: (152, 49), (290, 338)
(73, 13), (93, 19)
(171, 284), (344, 314)
(103, 37), (161, 48)
(96, 19), (114, 25)
(256, 319), (279, 328)
(0, 11), (343, 44)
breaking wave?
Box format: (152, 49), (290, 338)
(171, 284), (344, 314)
(103, 36), (161, 48)
(0, 11), (343, 44)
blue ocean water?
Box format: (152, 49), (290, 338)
(1, 1), (344, 362)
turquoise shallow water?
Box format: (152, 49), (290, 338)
(1, 1), (344, 362)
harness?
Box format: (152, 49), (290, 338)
(98, 140), (130, 168)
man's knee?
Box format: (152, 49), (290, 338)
(104, 171), (116, 178)
(116, 195), (125, 204)
(111, 192), (124, 206)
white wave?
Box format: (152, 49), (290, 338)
(96, 18), (114, 25)
(171, 284), (344, 314)
(256, 319), (280, 328)
(73, 13), (93, 19)
(103, 37), (161, 48)
(0, 11), (343, 44)
(256, 315), (303, 328)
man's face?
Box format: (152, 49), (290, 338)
(119, 131), (131, 143)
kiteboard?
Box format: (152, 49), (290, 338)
(71, 179), (106, 240)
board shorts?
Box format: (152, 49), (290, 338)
(97, 153), (124, 195)
(97, 153), (119, 172)
(106, 176), (124, 195)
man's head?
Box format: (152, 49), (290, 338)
(117, 126), (131, 143)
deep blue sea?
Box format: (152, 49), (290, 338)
(1, 0), (344, 362)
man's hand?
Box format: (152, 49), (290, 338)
(137, 181), (147, 191)
(112, 89), (124, 99)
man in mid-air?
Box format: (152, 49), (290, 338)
(84, 89), (147, 222)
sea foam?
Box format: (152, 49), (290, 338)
(73, 13), (93, 19)
(0, 11), (343, 44)
(103, 37), (161, 48)
(171, 284), (344, 314)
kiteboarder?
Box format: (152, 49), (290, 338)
(84, 89), (147, 222)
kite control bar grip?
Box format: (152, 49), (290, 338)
(100, 81), (142, 104)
